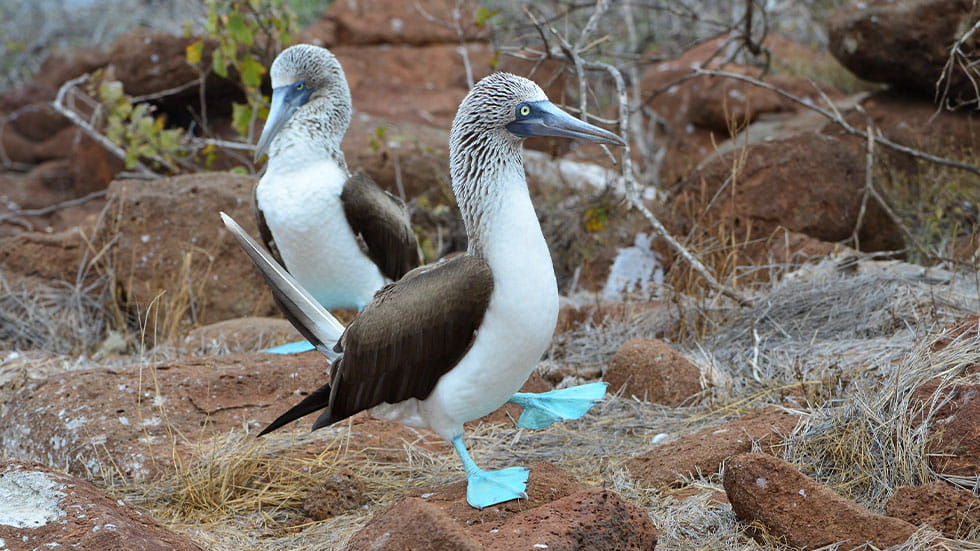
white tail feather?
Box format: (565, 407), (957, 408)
(219, 212), (345, 359)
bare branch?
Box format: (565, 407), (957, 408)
(0, 190), (107, 226)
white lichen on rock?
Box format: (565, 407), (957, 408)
(0, 469), (66, 528)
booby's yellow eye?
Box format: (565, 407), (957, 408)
(519, 105), (531, 117)
(296, 82), (305, 90)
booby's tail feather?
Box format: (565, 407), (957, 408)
(507, 382), (608, 430)
(220, 212), (345, 360)
(258, 382), (333, 435)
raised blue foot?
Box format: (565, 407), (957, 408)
(261, 340), (316, 355)
(507, 382), (608, 430)
(452, 436), (528, 509)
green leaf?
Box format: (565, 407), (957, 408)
(239, 54), (265, 88)
(231, 102), (253, 137)
(185, 40), (204, 65)
(474, 7), (498, 27)
(227, 12), (253, 46)
(212, 48), (228, 78)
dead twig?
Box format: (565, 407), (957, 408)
(525, 6), (751, 307)
(0, 190), (108, 226)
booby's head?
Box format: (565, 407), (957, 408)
(254, 44), (352, 161)
(451, 73), (625, 152)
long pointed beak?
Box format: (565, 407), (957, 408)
(506, 101), (625, 146)
(254, 84), (312, 162)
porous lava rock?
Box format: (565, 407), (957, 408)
(724, 453), (916, 549)
(669, 132), (904, 254)
(346, 462), (657, 551)
(604, 338), (702, 405)
(94, 173), (278, 331)
(886, 480), (980, 538)
(0, 351), (326, 480)
(627, 407), (800, 488)
(0, 459), (202, 551)
(829, 0), (979, 103)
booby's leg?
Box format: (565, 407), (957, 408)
(451, 436), (528, 509)
(507, 382), (607, 430)
(262, 340), (317, 354)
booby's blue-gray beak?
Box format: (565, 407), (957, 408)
(254, 81), (315, 161)
(506, 100), (625, 146)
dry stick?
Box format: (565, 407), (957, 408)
(936, 16), (980, 109)
(0, 190), (108, 225)
(851, 124), (875, 250)
(530, 13), (750, 308)
(51, 75), (157, 178)
(694, 68), (980, 178)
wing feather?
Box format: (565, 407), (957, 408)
(340, 171), (420, 281)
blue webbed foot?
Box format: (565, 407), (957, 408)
(465, 466), (529, 509)
(507, 382), (608, 430)
(451, 436), (528, 509)
(261, 340), (316, 355)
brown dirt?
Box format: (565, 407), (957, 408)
(604, 338), (703, 406)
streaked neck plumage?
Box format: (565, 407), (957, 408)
(265, 94), (352, 176)
(450, 129), (528, 258)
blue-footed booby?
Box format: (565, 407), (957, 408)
(222, 72), (623, 509)
(254, 44), (420, 354)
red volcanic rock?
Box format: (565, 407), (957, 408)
(347, 462), (657, 551)
(335, 42), (494, 129)
(605, 338), (702, 406)
(0, 351), (327, 480)
(669, 132), (904, 254)
(886, 480), (980, 538)
(31, 48), (109, 92)
(724, 453), (916, 549)
(641, 34), (844, 185)
(108, 28), (201, 97)
(0, 459), (202, 551)
(829, 0), (978, 103)
(0, 228), (89, 283)
(7, 103), (70, 142)
(95, 173), (278, 330)
(910, 379), (980, 477)
(627, 407), (800, 488)
(304, 0), (488, 47)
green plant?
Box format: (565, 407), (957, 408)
(96, 76), (186, 172)
(185, 0), (299, 138)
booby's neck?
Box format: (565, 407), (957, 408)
(266, 99), (350, 175)
(450, 132), (555, 296)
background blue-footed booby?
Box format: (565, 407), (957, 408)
(223, 72), (623, 509)
(253, 44), (420, 353)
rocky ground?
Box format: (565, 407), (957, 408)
(3, 0), (980, 550)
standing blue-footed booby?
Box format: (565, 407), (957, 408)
(254, 44), (420, 353)
(222, 72), (623, 509)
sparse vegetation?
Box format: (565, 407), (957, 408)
(4, 0), (980, 550)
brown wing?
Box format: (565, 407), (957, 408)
(253, 182), (285, 267)
(314, 255), (493, 428)
(340, 171), (420, 281)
